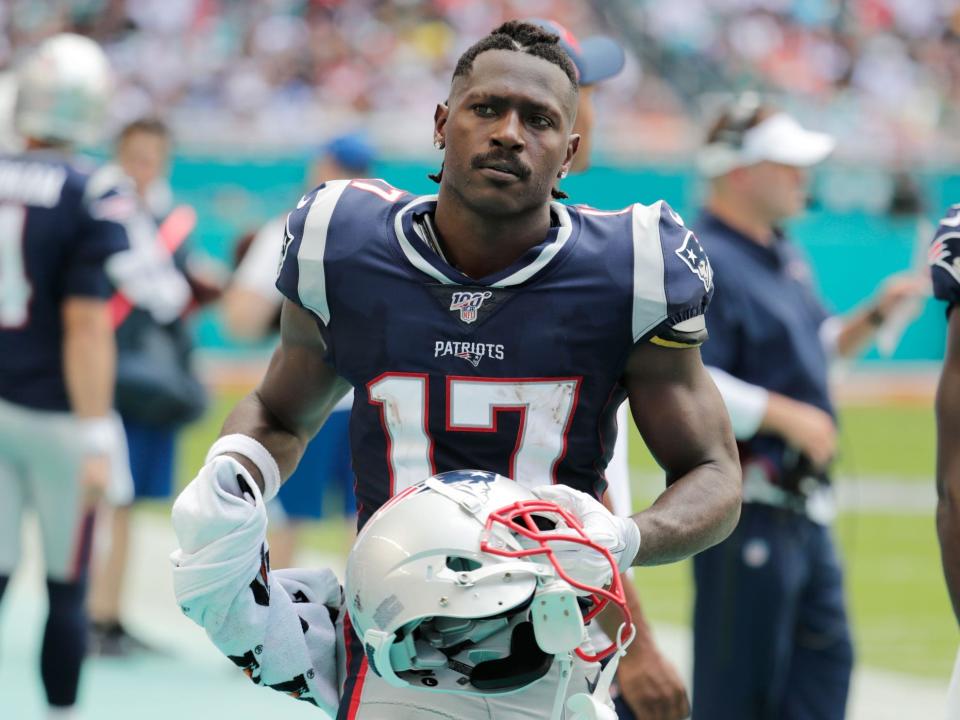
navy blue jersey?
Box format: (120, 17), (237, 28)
(277, 179), (712, 525)
(0, 152), (131, 411)
(930, 204), (960, 309)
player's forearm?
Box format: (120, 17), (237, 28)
(833, 305), (883, 358)
(62, 297), (116, 418)
(631, 459), (741, 566)
(937, 500), (960, 625)
(936, 313), (960, 623)
(219, 390), (311, 493)
(214, 301), (351, 495)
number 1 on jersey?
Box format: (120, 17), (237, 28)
(368, 373), (581, 495)
(0, 204), (30, 328)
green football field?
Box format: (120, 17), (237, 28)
(177, 391), (955, 680)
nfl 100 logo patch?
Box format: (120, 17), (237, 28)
(449, 290), (493, 324)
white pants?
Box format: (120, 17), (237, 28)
(0, 397), (130, 580)
(948, 647), (960, 719)
(346, 653), (602, 720)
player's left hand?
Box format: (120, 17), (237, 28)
(79, 453), (111, 510)
(874, 273), (930, 319)
(531, 484), (641, 587)
(616, 640), (690, 720)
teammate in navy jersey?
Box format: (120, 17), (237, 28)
(176, 21), (740, 719)
(0, 34), (132, 719)
(931, 205), (960, 718)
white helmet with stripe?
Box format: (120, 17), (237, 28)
(14, 33), (113, 146)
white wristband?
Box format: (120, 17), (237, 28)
(79, 416), (120, 456)
(205, 434), (282, 502)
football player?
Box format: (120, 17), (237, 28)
(173, 21), (741, 719)
(931, 205), (960, 718)
(0, 34), (132, 719)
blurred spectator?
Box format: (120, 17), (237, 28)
(222, 132), (377, 569)
(88, 117), (221, 656)
(1, 1), (956, 165)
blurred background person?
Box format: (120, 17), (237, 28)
(0, 34), (132, 720)
(87, 117), (222, 657)
(691, 96), (926, 720)
(221, 132), (376, 568)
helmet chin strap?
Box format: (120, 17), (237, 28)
(558, 623), (637, 720)
(550, 653), (575, 720)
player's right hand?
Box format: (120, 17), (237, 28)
(79, 453), (111, 510)
(172, 456), (261, 556)
(532, 484), (641, 587)
(199, 455), (258, 504)
(767, 394), (837, 470)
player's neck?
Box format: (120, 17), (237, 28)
(706, 196), (775, 247)
(433, 188), (552, 279)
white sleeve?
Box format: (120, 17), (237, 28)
(705, 366), (769, 440)
(605, 403), (633, 516)
(170, 461), (342, 715)
(232, 215), (289, 302)
(818, 316), (843, 358)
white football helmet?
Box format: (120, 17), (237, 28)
(345, 470), (632, 700)
(14, 33), (113, 146)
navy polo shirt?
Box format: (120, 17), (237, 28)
(695, 211), (833, 480)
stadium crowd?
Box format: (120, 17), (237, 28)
(0, 0), (958, 162)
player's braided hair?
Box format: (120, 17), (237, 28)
(453, 20), (578, 89)
(429, 21), (577, 199)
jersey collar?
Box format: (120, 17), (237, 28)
(393, 195), (574, 287)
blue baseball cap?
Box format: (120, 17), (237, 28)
(528, 18), (626, 86)
(322, 132), (376, 173)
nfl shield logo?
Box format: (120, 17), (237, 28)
(449, 291), (492, 324)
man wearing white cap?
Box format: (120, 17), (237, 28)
(690, 95), (924, 720)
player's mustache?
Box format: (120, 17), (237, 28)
(471, 151), (531, 179)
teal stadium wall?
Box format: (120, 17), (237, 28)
(169, 156), (952, 363)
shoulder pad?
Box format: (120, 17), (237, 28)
(630, 200), (713, 343)
(84, 164), (137, 223)
(275, 180), (353, 325)
(930, 204), (960, 307)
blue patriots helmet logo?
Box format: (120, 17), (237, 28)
(675, 230), (714, 292)
(450, 290), (493, 324)
(929, 205), (960, 306)
(455, 349), (483, 367)
(930, 206), (960, 289)
(431, 469), (500, 486)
